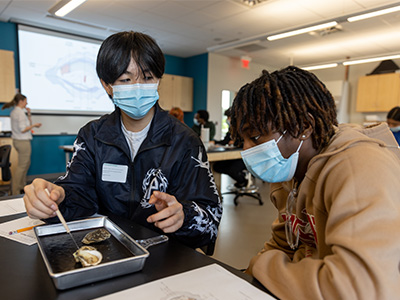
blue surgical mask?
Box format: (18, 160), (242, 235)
(390, 125), (400, 133)
(112, 82), (159, 120)
(241, 133), (303, 183)
(193, 118), (200, 126)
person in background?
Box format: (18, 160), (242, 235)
(2, 93), (42, 195)
(230, 66), (400, 299)
(386, 106), (400, 145)
(169, 106), (184, 123)
(23, 31), (222, 249)
(192, 109), (216, 141)
(211, 108), (247, 188)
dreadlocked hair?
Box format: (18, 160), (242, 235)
(230, 66), (338, 152)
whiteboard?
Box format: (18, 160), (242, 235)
(30, 114), (101, 135)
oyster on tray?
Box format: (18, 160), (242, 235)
(73, 246), (103, 267)
(82, 228), (111, 244)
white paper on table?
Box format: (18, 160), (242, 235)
(0, 216), (45, 245)
(0, 197), (26, 217)
(95, 263), (274, 300)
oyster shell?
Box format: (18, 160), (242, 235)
(73, 246), (103, 267)
(82, 228), (111, 245)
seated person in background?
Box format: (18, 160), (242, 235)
(211, 108), (248, 188)
(230, 66), (400, 299)
(169, 106), (184, 123)
(386, 106), (400, 145)
(23, 31), (222, 250)
(192, 109), (216, 141)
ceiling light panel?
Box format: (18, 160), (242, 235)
(48, 0), (87, 17)
(267, 21), (338, 41)
(347, 5), (400, 22)
(302, 63), (338, 70)
(343, 54), (400, 65)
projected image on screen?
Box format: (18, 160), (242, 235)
(18, 26), (114, 115)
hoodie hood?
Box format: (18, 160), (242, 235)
(307, 122), (400, 182)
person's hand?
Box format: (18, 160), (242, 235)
(146, 191), (184, 233)
(26, 107), (31, 114)
(228, 140), (234, 146)
(33, 123), (42, 128)
(23, 178), (65, 220)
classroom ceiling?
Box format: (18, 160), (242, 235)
(1, 0), (400, 69)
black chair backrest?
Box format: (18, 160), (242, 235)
(200, 241), (216, 256)
(0, 145), (12, 181)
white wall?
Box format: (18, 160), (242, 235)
(207, 54), (400, 138)
(207, 53), (274, 140)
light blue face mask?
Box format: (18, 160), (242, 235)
(241, 133), (303, 183)
(390, 125), (400, 133)
(112, 82), (159, 120)
(193, 118), (200, 126)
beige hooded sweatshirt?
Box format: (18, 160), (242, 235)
(246, 123), (400, 300)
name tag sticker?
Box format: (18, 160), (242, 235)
(102, 163), (128, 183)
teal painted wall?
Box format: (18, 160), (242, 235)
(0, 21), (208, 176)
(164, 53), (209, 125)
(184, 53), (208, 126)
(164, 54), (186, 76)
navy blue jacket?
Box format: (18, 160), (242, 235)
(54, 104), (222, 248)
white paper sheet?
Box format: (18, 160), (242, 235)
(0, 197), (26, 217)
(0, 216), (45, 245)
(95, 263), (274, 300)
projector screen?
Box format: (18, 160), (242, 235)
(18, 25), (114, 115)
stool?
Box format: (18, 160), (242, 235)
(222, 172), (263, 206)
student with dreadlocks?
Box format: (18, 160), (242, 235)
(230, 66), (400, 299)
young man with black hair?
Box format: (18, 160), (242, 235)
(23, 31), (222, 249)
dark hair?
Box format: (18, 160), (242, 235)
(2, 93), (26, 110)
(230, 66), (338, 152)
(197, 110), (209, 122)
(96, 31), (165, 84)
(387, 106), (400, 122)
(224, 108), (232, 117)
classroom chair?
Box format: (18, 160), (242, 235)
(222, 171), (263, 206)
(0, 144), (12, 197)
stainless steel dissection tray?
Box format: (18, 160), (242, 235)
(35, 216), (150, 290)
